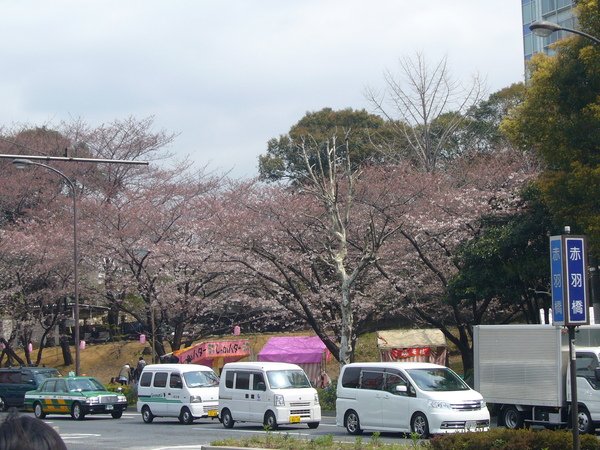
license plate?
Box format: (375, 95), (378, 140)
(106, 404), (114, 410)
(208, 409), (218, 417)
(289, 415), (300, 423)
(465, 420), (476, 431)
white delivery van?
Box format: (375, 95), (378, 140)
(218, 361), (321, 429)
(336, 362), (489, 438)
(137, 363), (219, 424)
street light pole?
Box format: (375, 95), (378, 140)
(12, 159), (81, 376)
(530, 20), (600, 45)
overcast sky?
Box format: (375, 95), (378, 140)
(0, 1), (525, 179)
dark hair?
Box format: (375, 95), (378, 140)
(0, 409), (67, 450)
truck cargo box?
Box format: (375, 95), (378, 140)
(473, 325), (567, 407)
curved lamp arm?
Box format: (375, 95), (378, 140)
(530, 20), (600, 45)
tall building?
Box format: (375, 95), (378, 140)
(522, 0), (577, 62)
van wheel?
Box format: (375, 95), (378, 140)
(264, 411), (278, 430)
(221, 408), (234, 429)
(34, 402), (46, 419)
(345, 410), (362, 435)
(502, 406), (524, 429)
(179, 407), (194, 425)
(71, 402), (86, 421)
(111, 411), (123, 419)
(577, 406), (593, 434)
(411, 412), (430, 438)
(307, 422), (319, 429)
(142, 405), (154, 423)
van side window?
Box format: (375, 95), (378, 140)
(341, 367), (362, 388)
(140, 372), (152, 387)
(384, 372), (408, 395)
(235, 372), (250, 390)
(154, 372), (168, 388)
(170, 373), (183, 389)
(0, 372), (19, 384)
(225, 371), (234, 388)
(360, 370), (384, 391)
(252, 372), (265, 390)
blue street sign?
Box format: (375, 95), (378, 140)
(564, 236), (589, 325)
(550, 236), (565, 325)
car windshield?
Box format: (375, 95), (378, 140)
(33, 370), (60, 383)
(406, 368), (470, 392)
(266, 370), (311, 389)
(183, 370), (219, 387)
(67, 378), (106, 392)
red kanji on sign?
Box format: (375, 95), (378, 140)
(390, 347), (431, 359)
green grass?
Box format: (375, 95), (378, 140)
(211, 431), (430, 449)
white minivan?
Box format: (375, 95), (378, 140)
(137, 363), (219, 424)
(218, 361), (321, 429)
(336, 362), (489, 438)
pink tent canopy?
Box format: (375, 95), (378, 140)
(257, 336), (327, 364)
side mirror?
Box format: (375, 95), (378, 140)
(256, 381), (266, 391)
(395, 385), (408, 393)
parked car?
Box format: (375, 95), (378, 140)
(0, 367), (60, 410)
(24, 376), (128, 420)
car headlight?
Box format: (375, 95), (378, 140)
(86, 397), (99, 405)
(274, 394), (285, 406)
(314, 392), (319, 404)
(117, 395), (127, 403)
(190, 395), (202, 403)
(480, 400), (486, 409)
(428, 400), (452, 409)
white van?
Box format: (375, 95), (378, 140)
(336, 362), (489, 438)
(137, 364), (219, 424)
(218, 361), (321, 430)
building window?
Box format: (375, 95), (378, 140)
(542, 0), (557, 15)
(522, 0), (536, 24)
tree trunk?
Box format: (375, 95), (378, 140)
(339, 281), (354, 365)
(0, 339), (25, 367)
(59, 335), (73, 366)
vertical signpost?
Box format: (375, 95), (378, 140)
(550, 233), (589, 450)
(563, 236), (589, 326)
(550, 236), (565, 325)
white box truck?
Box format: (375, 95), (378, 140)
(473, 324), (600, 433)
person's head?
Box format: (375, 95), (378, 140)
(0, 409), (67, 450)
(139, 356), (144, 361)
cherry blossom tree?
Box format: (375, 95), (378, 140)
(0, 118), (176, 364)
(374, 148), (539, 372)
(220, 137), (420, 364)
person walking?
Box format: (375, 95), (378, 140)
(118, 363), (131, 386)
(135, 356), (147, 382)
